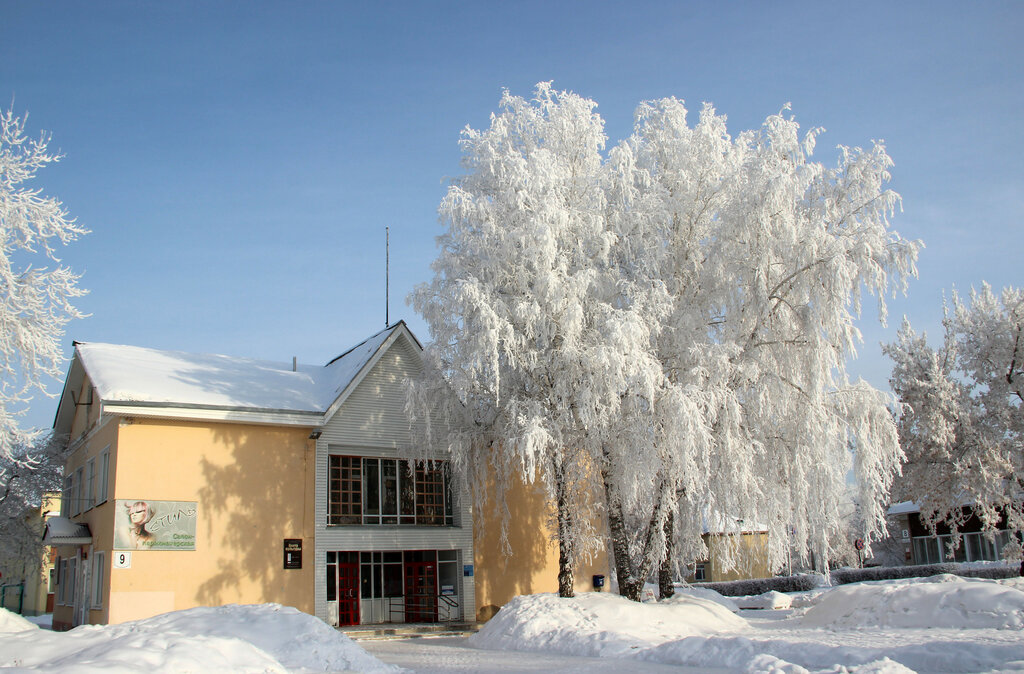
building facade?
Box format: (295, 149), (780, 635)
(888, 501), (1016, 566)
(47, 322), (606, 630)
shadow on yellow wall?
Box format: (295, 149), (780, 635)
(473, 469), (607, 621)
(194, 424), (314, 613)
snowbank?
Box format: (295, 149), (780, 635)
(735, 590), (792, 610)
(468, 592), (745, 657)
(743, 654), (916, 673)
(469, 581), (1024, 673)
(801, 574), (1024, 630)
(0, 608), (37, 633)
(670, 586), (740, 612)
(0, 603), (398, 673)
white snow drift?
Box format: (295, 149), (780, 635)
(0, 603), (397, 673)
(470, 575), (1024, 673)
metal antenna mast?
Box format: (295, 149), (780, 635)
(385, 226), (389, 327)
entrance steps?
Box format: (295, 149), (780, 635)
(340, 622), (482, 641)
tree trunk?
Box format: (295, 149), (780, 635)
(602, 452), (670, 602)
(658, 509), (675, 600)
(603, 463), (643, 601)
(554, 456), (574, 597)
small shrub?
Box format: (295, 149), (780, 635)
(692, 573), (820, 597)
(692, 562), (1017, 597)
(831, 562), (1018, 585)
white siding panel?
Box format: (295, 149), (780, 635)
(314, 334), (474, 623)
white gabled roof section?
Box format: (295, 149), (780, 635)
(320, 321), (420, 423)
(54, 321), (421, 432)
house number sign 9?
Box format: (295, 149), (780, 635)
(114, 552), (132, 568)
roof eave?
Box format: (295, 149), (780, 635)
(102, 401), (324, 427)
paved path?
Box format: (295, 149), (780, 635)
(362, 636), (730, 673)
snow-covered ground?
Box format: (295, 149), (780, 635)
(3, 574), (1024, 673)
(465, 574), (1024, 673)
(0, 603), (398, 673)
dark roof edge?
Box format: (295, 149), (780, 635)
(325, 319), (418, 367)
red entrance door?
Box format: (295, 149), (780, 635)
(337, 561), (360, 626)
(404, 559), (438, 623)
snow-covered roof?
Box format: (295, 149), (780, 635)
(42, 516), (92, 545)
(55, 322), (417, 431)
(887, 501), (920, 516)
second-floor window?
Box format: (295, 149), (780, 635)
(328, 455), (453, 526)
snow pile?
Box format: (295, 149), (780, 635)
(802, 574), (1024, 630)
(670, 586), (739, 612)
(0, 603), (398, 673)
(744, 654), (916, 673)
(736, 590), (792, 610)
(469, 583), (1024, 673)
(468, 592), (745, 657)
(0, 608), (37, 633)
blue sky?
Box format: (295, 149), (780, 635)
(2, 1), (1022, 431)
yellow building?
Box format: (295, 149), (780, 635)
(0, 493), (61, 616)
(684, 530), (771, 584)
(47, 322), (607, 630)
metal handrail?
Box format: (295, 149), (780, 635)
(385, 592), (461, 623)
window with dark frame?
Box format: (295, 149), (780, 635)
(328, 454), (454, 526)
(328, 456), (362, 525)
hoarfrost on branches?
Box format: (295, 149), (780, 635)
(884, 284), (1023, 563)
(412, 84), (919, 600)
(0, 108), (87, 458)
(0, 433), (64, 584)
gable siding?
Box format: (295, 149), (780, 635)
(314, 334), (474, 623)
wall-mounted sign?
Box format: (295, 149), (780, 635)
(284, 539), (302, 569)
(113, 551), (132, 568)
(113, 500), (198, 551)
(463, 564), (474, 577)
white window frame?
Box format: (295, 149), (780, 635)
(57, 558), (66, 605)
(66, 558), (77, 607)
(96, 447), (110, 505)
(72, 467), (83, 516)
(694, 562), (707, 582)
(62, 476), (73, 517)
(92, 551), (106, 608)
(86, 458), (96, 510)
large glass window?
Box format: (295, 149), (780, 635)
(328, 456), (362, 525)
(329, 455), (454, 526)
(913, 531), (1011, 564)
(361, 551), (403, 599)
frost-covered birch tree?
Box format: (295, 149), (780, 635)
(413, 84), (918, 602)
(600, 99), (918, 598)
(410, 84), (616, 596)
(0, 108), (87, 459)
(884, 284), (1023, 572)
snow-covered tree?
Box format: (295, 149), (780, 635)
(413, 84), (919, 601)
(410, 84), (616, 596)
(599, 98), (918, 597)
(0, 433), (64, 583)
(884, 284), (1023, 570)
(0, 108), (87, 458)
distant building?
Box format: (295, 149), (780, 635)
(684, 528), (771, 584)
(46, 322), (607, 630)
(1, 493), (60, 616)
(887, 501), (1016, 565)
